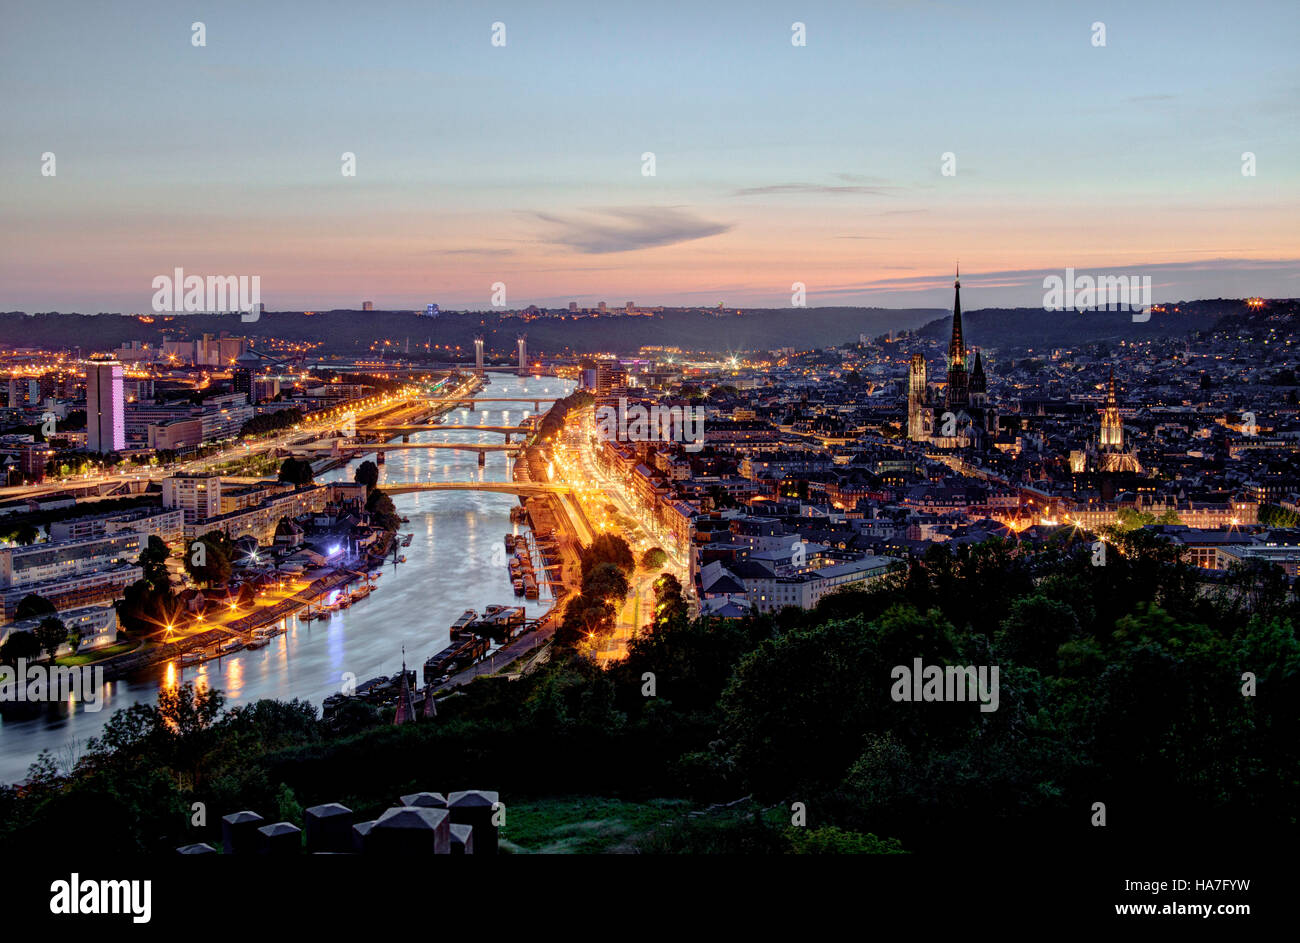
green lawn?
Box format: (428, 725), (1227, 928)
(56, 640), (138, 666)
(500, 796), (692, 854)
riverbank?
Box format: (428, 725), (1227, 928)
(434, 444), (585, 684)
(0, 373), (577, 786)
(90, 567), (362, 681)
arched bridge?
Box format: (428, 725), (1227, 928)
(433, 396), (559, 411)
(363, 424), (531, 442)
(380, 481), (571, 497)
(295, 441), (520, 455)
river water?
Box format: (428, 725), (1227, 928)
(0, 374), (574, 785)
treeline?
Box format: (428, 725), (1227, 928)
(535, 389), (593, 441)
(239, 407), (303, 438)
(2, 530), (1296, 854)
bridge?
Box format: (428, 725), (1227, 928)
(292, 439), (522, 466)
(364, 424), (531, 442)
(431, 396), (559, 411)
(380, 481), (571, 497)
(296, 440), (520, 454)
(0, 476), (156, 502)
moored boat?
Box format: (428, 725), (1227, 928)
(449, 609), (477, 639)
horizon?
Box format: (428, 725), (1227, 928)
(4, 291), (1295, 319)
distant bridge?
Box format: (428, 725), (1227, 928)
(293, 439), (522, 466)
(380, 481), (571, 497)
(432, 396), (559, 411)
(296, 441), (520, 455)
(364, 424), (531, 442)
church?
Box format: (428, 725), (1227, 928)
(908, 267), (998, 449)
(1070, 367), (1143, 473)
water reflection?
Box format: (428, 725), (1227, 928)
(0, 374), (574, 784)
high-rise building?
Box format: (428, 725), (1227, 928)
(232, 351), (259, 401)
(596, 359), (627, 396)
(362, 301), (374, 311)
(161, 473), (223, 524)
(86, 356), (125, 453)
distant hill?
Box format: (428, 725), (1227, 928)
(0, 307), (944, 357)
(0, 298), (1288, 357)
(915, 299), (1272, 351)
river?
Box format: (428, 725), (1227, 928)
(0, 373), (574, 785)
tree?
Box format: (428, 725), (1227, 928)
(354, 459), (379, 491)
(581, 533), (634, 577)
(0, 630), (41, 665)
(35, 616), (67, 660)
(118, 577), (179, 634)
(14, 594), (57, 622)
(581, 562), (630, 603)
(366, 488), (401, 533)
(651, 573), (689, 631)
(139, 535), (171, 591)
(556, 594), (616, 646)
(184, 531), (232, 587)
(3, 523), (41, 546)
(995, 595), (1080, 671)
(278, 457), (314, 487)
(640, 546), (667, 570)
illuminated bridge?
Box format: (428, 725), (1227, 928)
(363, 424), (531, 442)
(430, 396), (559, 411)
(379, 481), (571, 497)
(296, 441), (520, 455)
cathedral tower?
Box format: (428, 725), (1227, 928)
(907, 354), (928, 440)
(944, 266), (969, 410)
(1100, 367), (1123, 451)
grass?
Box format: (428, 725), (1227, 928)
(500, 796), (693, 854)
(55, 640), (138, 665)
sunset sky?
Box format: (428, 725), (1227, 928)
(1, 0), (1297, 312)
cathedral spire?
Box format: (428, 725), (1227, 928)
(949, 266), (965, 366)
(1099, 366), (1123, 452)
(944, 265), (970, 410)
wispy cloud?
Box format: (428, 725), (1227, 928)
(534, 208), (731, 254)
(732, 182), (902, 197)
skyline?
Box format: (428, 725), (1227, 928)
(2, 0), (1298, 311)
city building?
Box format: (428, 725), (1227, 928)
(85, 356), (125, 453)
(162, 473), (223, 523)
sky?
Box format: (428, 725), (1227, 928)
(1, 0), (1297, 313)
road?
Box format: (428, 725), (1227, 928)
(544, 405), (689, 663)
(1, 373), (486, 502)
